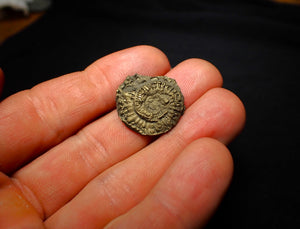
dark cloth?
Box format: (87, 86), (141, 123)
(0, 0), (299, 228)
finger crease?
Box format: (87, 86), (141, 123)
(77, 128), (111, 173)
(84, 64), (115, 111)
(26, 90), (65, 144)
(11, 177), (45, 220)
(97, 171), (138, 216)
(152, 191), (187, 228)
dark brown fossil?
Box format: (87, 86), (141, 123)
(116, 74), (185, 135)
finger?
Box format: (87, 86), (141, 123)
(45, 88), (245, 228)
(165, 58), (223, 108)
(0, 68), (4, 97)
(0, 45), (170, 174)
(14, 58), (224, 218)
(0, 173), (44, 228)
(105, 138), (233, 229)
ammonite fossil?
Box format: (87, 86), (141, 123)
(116, 74), (185, 135)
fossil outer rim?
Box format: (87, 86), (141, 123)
(116, 74), (185, 136)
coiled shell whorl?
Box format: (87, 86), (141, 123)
(116, 74), (185, 135)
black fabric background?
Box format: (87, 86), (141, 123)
(0, 0), (299, 228)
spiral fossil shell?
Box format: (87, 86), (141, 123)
(116, 74), (185, 136)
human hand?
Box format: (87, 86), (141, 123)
(0, 46), (245, 228)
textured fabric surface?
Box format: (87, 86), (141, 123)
(0, 0), (299, 228)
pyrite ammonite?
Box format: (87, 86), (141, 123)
(116, 74), (185, 135)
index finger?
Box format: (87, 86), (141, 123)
(0, 46), (170, 174)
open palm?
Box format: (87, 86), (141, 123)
(0, 46), (245, 228)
